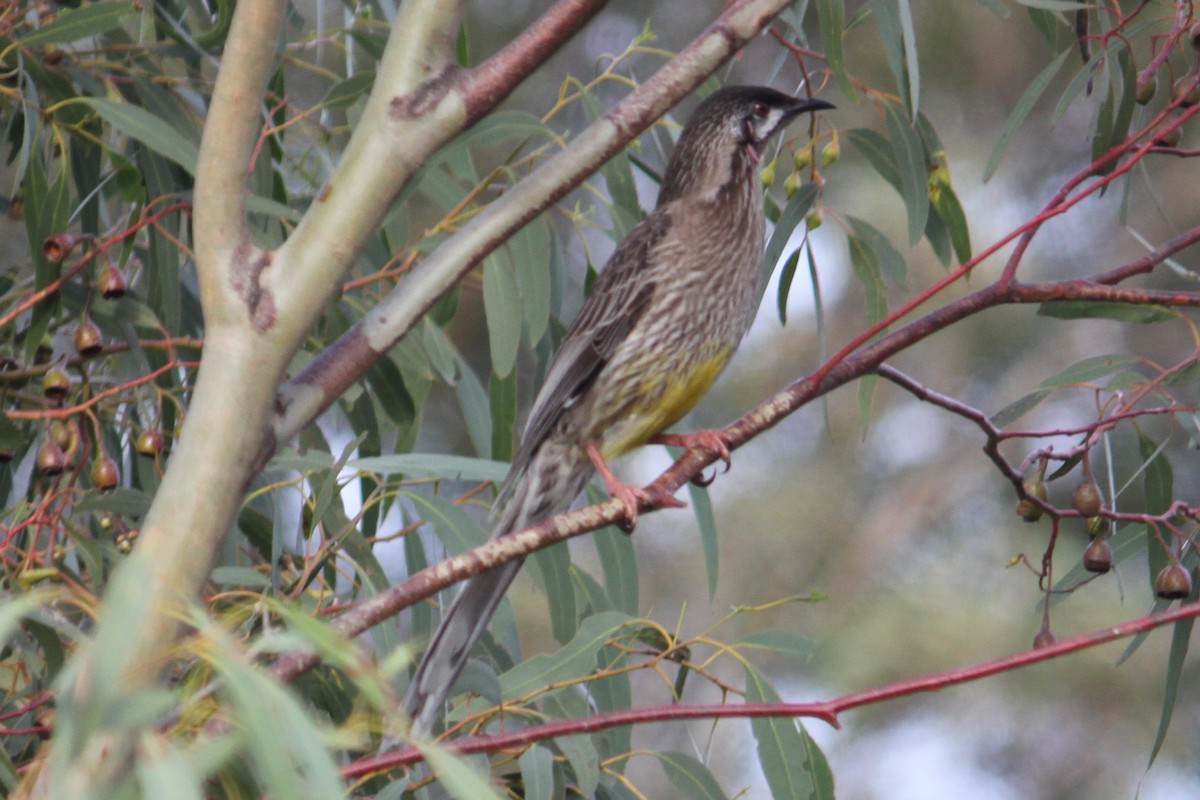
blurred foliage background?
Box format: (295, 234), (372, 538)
(2, 0), (1200, 798)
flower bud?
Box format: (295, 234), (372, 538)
(136, 428), (165, 458)
(760, 158), (776, 188)
(1137, 75), (1157, 105)
(793, 143), (813, 171)
(821, 131), (840, 167)
(783, 170), (802, 198)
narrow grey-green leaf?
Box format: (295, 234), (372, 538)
(759, 183), (818, 301)
(847, 216), (907, 288)
(816, 0), (853, 98)
(348, 453), (509, 483)
(16, 2), (133, 47)
(688, 479), (721, 600)
(402, 491), (488, 554)
(594, 527), (639, 615)
(500, 611), (629, 700)
(1018, 0), (1092, 10)
(483, 251), (521, 379)
(519, 745), (556, 800)
(656, 752), (729, 800)
(984, 48), (1073, 181)
(422, 744), (507, 800)
(1036, 301), (1175, 323)
(1038, 354), (1143, 387)
(744, 664), (816, 800)
(847, 128), (901, 190)
(81, 98), (199, 175)
(1149, 616), (1194, 766)
(930, 182), (971, 263)
(738, 629), (819, 661)
(883, 101), (928, 244)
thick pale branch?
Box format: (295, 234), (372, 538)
(271, 0), (800, 447)
(193, 0), (286, 320)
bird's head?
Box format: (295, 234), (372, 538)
(659, 86), (834, 204)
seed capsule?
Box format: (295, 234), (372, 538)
(1173, 77), (1199, 107)
(91, 452), (119, 491)
(1155, 564), (1193, 599)
(37, 440), (66, 476)
(1137, 75), (1157, 105)
(1083, 539), (1113, 574)
(136, 428), (165, 458)
(74, 317), (103, 357)
(42, 366), (70, 400)
(1072, 479), (1102, 517)
(1017, 472), (1048, 522)
(1085, 515), (1105, 538)
(98, 265), (128, 299)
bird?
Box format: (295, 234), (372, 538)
(400, 85), (834, 733)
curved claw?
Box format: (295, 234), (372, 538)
(654, 429), (733, 474)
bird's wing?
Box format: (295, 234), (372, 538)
(508, 206), (673, 477)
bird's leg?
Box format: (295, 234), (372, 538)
(584, 442), (685, 531)
(651, 430), (733, 487)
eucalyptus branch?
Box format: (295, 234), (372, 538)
(342, 600), (1200, 775)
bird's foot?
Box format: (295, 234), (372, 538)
(652, 430), (733, 486)
(585, 442), (685, 533)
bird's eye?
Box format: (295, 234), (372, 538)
(751, 102), (769, 118)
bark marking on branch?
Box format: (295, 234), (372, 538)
(390, 64), (464, 119)
(229, 240), (277, 332)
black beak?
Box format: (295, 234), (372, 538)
(785, 97), (836, 119)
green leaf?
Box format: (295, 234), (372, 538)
(1138, 433), (1173, 515)
(688, 479), (721, 600)
(847, 234), (888, 326)
(1148, 615), (1194, 766)
(348, 453), (509, 483)
(984, 47), (1073, 180)
(512, 217), (553, 345)
(556, 733), (601, 796)
(0, 411), (25, 452)
(594, 527), (639, 616)
(1018, 0), (1092, 10)
(1036, 301), (1175, 323)
(1038, 354), (1143, 387)
(655, 752), (729, 800)
(135, 733), (203, 800)
(873, 0), (919, 117)
(80, 98), (199, 175)
(847, 128), (901, 191)
(883, 101), (928, 244)
(848, 216), (907, 288)
(816, 0), (853, 98)
(531, 540), (578, 644)
(760, 183), (818, 302)
(489, 369), (517, 464)
(402, 492), (488, 555)
(990, 389), (1051, 426)
(15, 2), (134, 47)
(321, 71), (376, 110)
(744, 664), (825, 800)
(422, 744), (507, 800)
(519, 745), (556, 800)
(500, 611), (630, 701)
(776, 249), (803, 325)
(929, 182), (971, 264)
(483, 250), (522, 379)
(738, 629), (820, 661)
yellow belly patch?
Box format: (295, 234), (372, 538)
(602, 348), (733, 459)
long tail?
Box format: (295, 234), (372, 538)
(400, 439), (590, 733)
